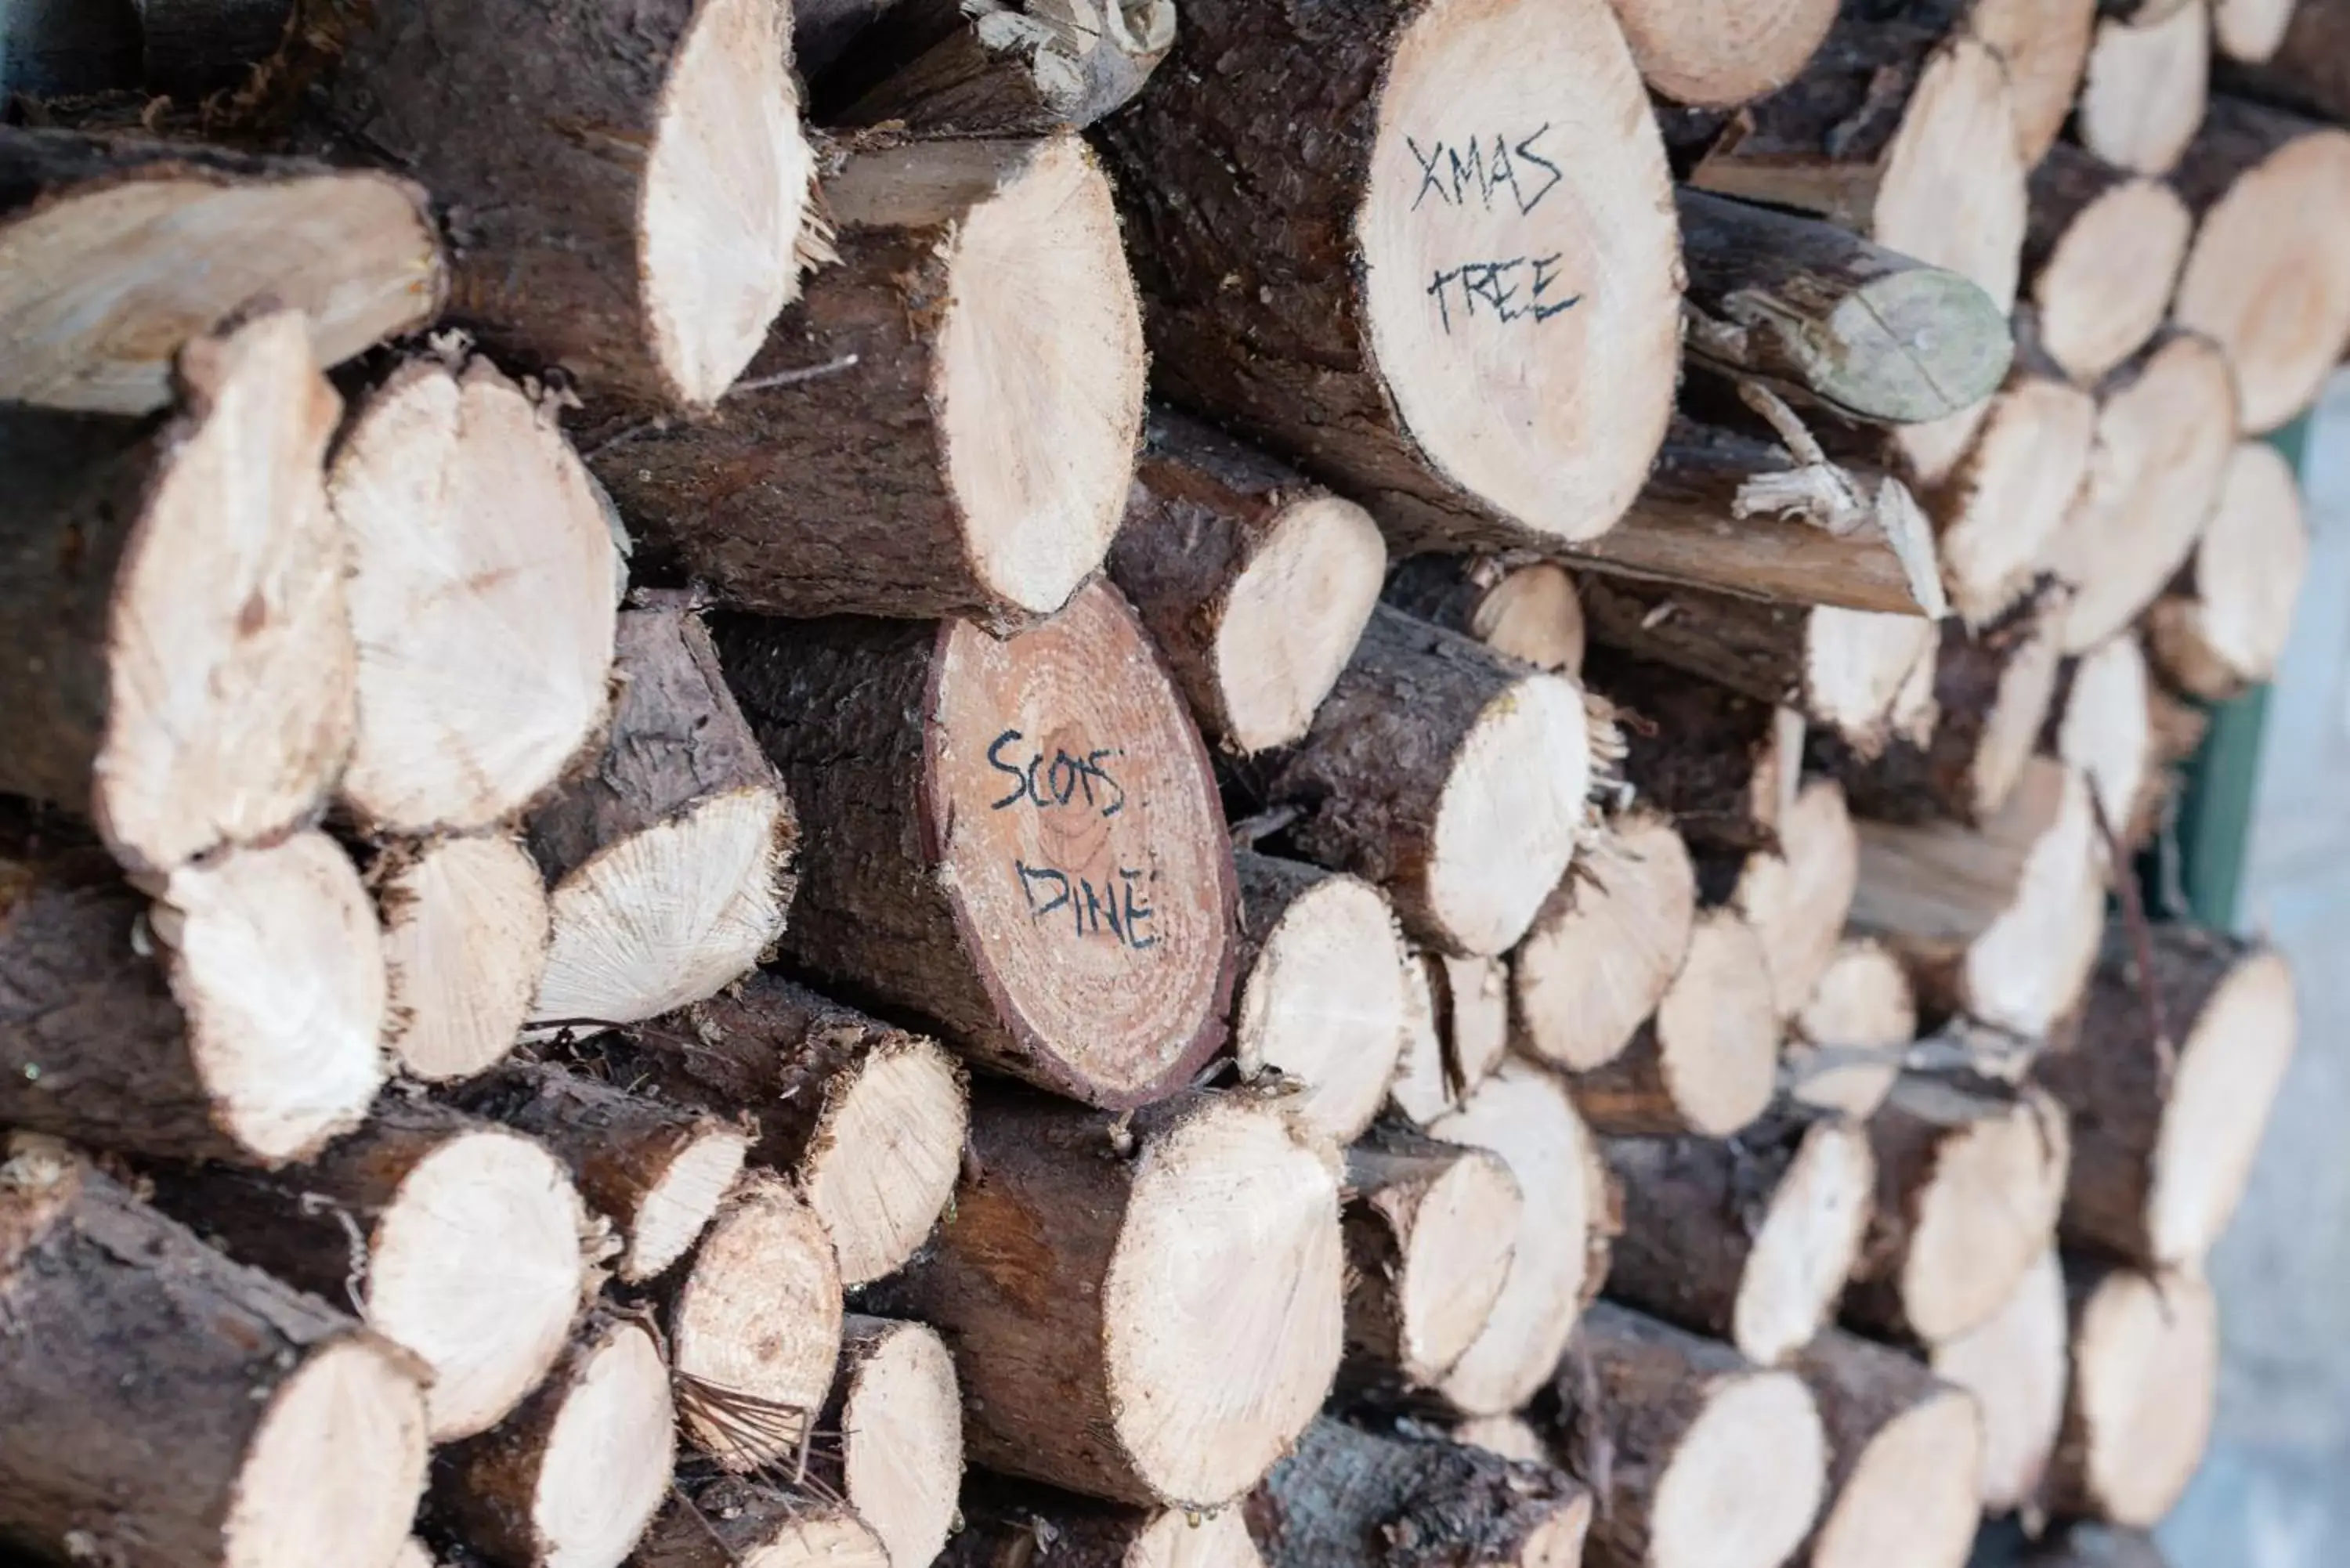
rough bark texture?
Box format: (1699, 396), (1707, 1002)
(822, 0), (1177, 131)
(1676, 187), (2012, 425)
(1583, 645), (1796, 853)
(0, 1139), (428, 1568)
(937, 1479), (1236, 1568)
(1245, 1418), (1592, 1568)
(2, 0), (140, 96)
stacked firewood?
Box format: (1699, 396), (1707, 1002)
(0, 0), (2333, 1566)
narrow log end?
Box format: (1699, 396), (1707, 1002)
(1611, 0), (1840, 110)
(672, 1176), (844, 1472)
(1472, 562), (1586, 675)
(2147, 441), (2309, 699)
(2063, 1268), (2219, 1526)
(1651, 1370), (1828, 1568)
(1235, 872), (1412, 1146)
(1512, 812), (1697, 1073)
(2037, 179), (2193, 384)
(1734, 1118), (1875, 1367)
(226, 1334), (434, 1568)
(2054, 634), (2153, 844)
(1651, 909), (1779, 1138)
(2146, 946), (2296, 1263)
(1931, 1248), (2068, 1514)
(1396, 1146), (1524, 1384)
(802, 1032), (968, 1285)
(1804, 608), (1940, 757)
(1786, 938), (1915, 1118)
(1735, 779), (1860, 1020)
(1874, 35), (2027, 315)
(1937, 377), (2097, 630)
(1428, 673), (1592, 956)
(2079, 4), (2210, 177)
(1960, 761), (2105, 1037)
(1835, 265), (2015, 423)
(380, 834), (551, 1084)
(1808, 1385), (1983, 1568)
(839, 1320), (965, 1568)
(510, 1321), (677, 1568)
(1216, 495), (1387, 753)
(625, 1122), (752, 1285)
(1891, 1078), (2070, 1344)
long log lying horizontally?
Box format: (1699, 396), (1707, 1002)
(0, 1137), (431, 1568)
(0, 127), (442, 414)
(589, 133), (1146, 626)
(1095, 0), (1683, 552)
(869, 1086), (1343, 1510)
(0, 308), (354, 876)
(719, 582), (1236, 1109)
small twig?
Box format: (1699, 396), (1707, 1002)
(579, 418), (667, 462)
(732, 352), (861, 395)
(2090, 790), (2175, 1091)
(1227, 803), (1301, 848)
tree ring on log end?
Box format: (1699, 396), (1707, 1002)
(1398, 1147), (1524, 1382)
(1234, 873), (1411, 1145)
(926, 583), (1235, 1105)
(938, 135), (1147, 617)
(2070, 1269), (2218, 1526)
(525, 1323), (676, 1568)
(221, 1335), (432, 1568)
(839, 1321), (964, 1568)
(98, 309), (353, 874)
(1214, 494), (1388, 753)
(334, 358), (620, 835)
(1734, 1120), (1875, 1368)
(2148, 949), (2294, 1263)
(369, 1129), (587, 1440)
(641, 0), (814, 406)
(1652, 911), (1778, 1138)
(1358, 0), (1680, 544)
(672, 1178), (844, 1471)
(1649, 1371), (1826, 1568)
(1808, 1386), (1982, 1568)
(1103, 1097), (1343, 1508)
(1427, 673), (1591, 957)
(380, 834), (551, 1083)
(159, 831), (387, 1165)
(801, 1034), (968, 1284)
(1937, 379), (2096, 630)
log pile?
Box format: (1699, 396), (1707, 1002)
(0, 0), (2325, 1566)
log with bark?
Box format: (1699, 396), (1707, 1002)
(0, 126), (442, 414)
(2037, 924), (2297, 1267)
(2222, 0), (2350, 118)
(819, 0), (1178, 132)
(331, 348), (620, 836)
(526, 594), (796, 1038)
(2024, 146), (2193, 385)
(1790, 1331), (1984, 1568)
(1784, 937), (1918, 1117)
(1925, 362), (2096, 627)
(1564, 410), (1949, 617)
(1715, 777), (1859, 1019)
(2147, 440), (2312, 700)
(718, 582), (1236, 1109)
(1546, 1302), (1828, 1568)
(1582, 649), (1805, 853)
(0, 307), (354, 876)
(2045, 1263), (2220, 1527)
(1452, 1417), (1549, 1465)
(431, 1317), (675, 1568)
(2, 0), (138, 96)
(1094, 0), (1683, 552)
(1245, 1418), (1593, 1568)
(1112, 410), (1387, 755)
(939, 1479), (1268, 1568)
(651, 1172), (843, 1472)
(1675, 189), (2012, 428)
(634, 1484), (888, 1568)
(1566, 908), (1780, 1140)
(1929, 1245), (2069, 1513)
(2077, 0), (2210, 175)
(1511, 812), (1696, 1073)
(2171, 99), (2350, 434)
(1579, 575), (1936, 757)
(1387, 950), (1506, 1127)
(812, 1317), (966, 1568)
(372, 833), (550, 1083)
(289, 0), (815, 410)
(1843, 1071), (2072, 1344)
(867, 1086), (1343, 1509)
(1811, 590), (2065, 828)
(445, 1059), (750, 1285)
(148, 1100), (594, 1442)
(1848, 755), (2105, 1036)
(1383, 558), (1585, 675)
(1230, 854), (1412, 1146)
(589, 133), (1145, 626)
(0, 829), (385, 1166)
(1242, 606), (1591, 959)
(1341, 1124), (1524, 1399)
(1603, 0), (1837, 108)
(1423, 1063), (1612, 1416)
(0, 1136), (431, 1568)
(1600, 1112), (1875, 1367)
(614, 974), (968, 1285)
(1939, 0), (2100, 164)
(2041, 333), (2240, 654)
(2214, 0), (2301, 58)
(2042, 634), (2157, 854)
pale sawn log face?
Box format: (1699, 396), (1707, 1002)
(815, 1317), (966, 1568)
(1606, 0), (1839, 110)
(2048, 1263), (2220, 1527)
(373, 833), (551, 1085)
(1930, 1246), (2069, 1512)
(2077, 0), (2211, 176)
(1512, 811), (1697, 1075)
(1791, 1330), (1983, 1568)
(2147, 440), (2312, 700)
(635, 1486), (890, 1568)
(1340, 1125), (1524, 1396)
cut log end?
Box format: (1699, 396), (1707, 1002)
(2053, 634), (2152, 844)
(801, 1031), (969, 1285)
(333, 356), (620, 835)
(1786, 939), (1915, 1118)
(1609, 0), (1839, 109)
(1734, 778), (1859, 1019)
(832, 1318), (965, 1568)
(1582, 908), (1778, 1138)
(1483, 563), (1586, 673)
(1885, 1077), (2072, 1345)
(1650, 1370), (1828, 1568)
(639, 0), (815, 406)
(1216, 495), (1388, 753)
(1131, 1507), (1267, 1568)
(2034, 179), (2193, 385)
(2216, 0), (2297, 60)
(96, 308), (355, 875)
(531, 785), (792, 1034)
(1800, 1355), (1982, 1568)
(1969, 606), (2070, 821)
(226, 1335), (432, 1568)
(1962, 764), (2104, 1037)
(2146, 948), (2297, 1263)
(1356, 0), (1680, 544)
(378, 834), (551, 1083)
(1104, 1095), (1344, 1506)
(2058, 1268), (2219, 1526)
(1972, 0), (2099, 164)
(627, 1121), (752, 1285)
(1806, 608), (1940, 755)
(638, 1489), (891, 1568)
(1453, 1414), (1549, 1465)
(670, 1175), (844, 1471)
(1512, 813), (1697, 1073)
(1345, 1131), (1525, 1389)
(1929, 1247), (2067, 1512)
(1935, 377), (2096, 627)
(2149, 441), (2310, 699)
(156, 829), (388, 1165)
(1734, 1120), (1877, 1367)
(1235, 865), (1412, 1146)
(1426, 672), (1593, 957)
(0, 141), (443, 415)
(1874, 36), (2028, 316)
(931, 135), (1148, 616)
(2078, 4), (2210, 176)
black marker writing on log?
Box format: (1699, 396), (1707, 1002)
(1017, 861), (1159, 951)
(1408, 126), (1564, 216)
(988, 729), (1126, 816)
(1427, 255), (1580, 334)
